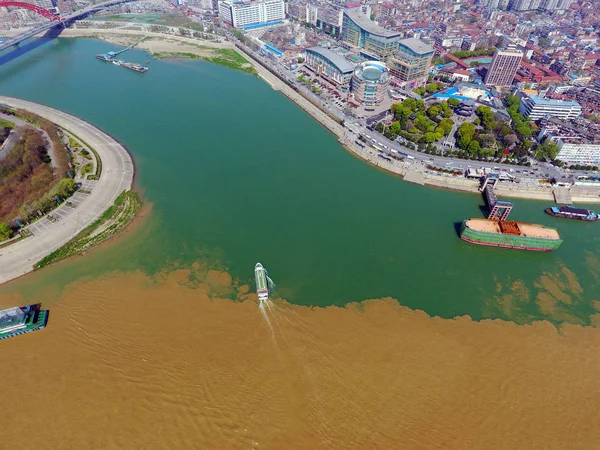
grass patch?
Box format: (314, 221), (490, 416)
(80, 149), (92, 159)
(152, 48), (257, 75)
(63, 129), (102, 180)
(81, 162), (93, 176)
(0, 118), (15, 129)
(34, 190), (142, 269)
(69, 137), (81, 148)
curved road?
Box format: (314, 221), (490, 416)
(0, 96), (134, 285)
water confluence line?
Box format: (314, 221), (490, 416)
(0, 96), (135, 286)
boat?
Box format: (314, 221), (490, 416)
(460, 218), (563, 251)
(121, 62), (149, 73)
(255, 263), (269, 302)
(112, 60), (122, 66)
(0, 304), (48, 341)
(96, 53), (114, 62)
(545, 206), (599, 222)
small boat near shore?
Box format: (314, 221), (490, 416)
(545, 206), (599, 221)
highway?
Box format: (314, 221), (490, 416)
(0, 96), (134, 286)
(0, 0), (138, 53)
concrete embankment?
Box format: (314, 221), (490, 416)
(0, 96), (134, 285)
(237, 46), (600, 204)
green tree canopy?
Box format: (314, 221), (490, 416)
(0, 222), (10, 241)
(457, 122), (476, 141)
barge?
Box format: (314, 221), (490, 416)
(460, 218), (562, 251)
(0, 304), (48, 341)
(96, 53), (114, 62)
(255, 263), (269, 302)
(121, 62), (148, 73)
(545, 206), (599, 222)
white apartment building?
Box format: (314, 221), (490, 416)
(219, 0), (285, 30)
(518, 93), (582, 120)
(557, 141), (600, 166)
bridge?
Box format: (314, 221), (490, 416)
(0, 0), (138, 53)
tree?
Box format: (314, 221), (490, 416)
(447, 98), (460, 108)
(389, 121), (401, 134)
(504, 134), (518, 146)
(475, 106), (495, 131)
(467, 140), (480, 154)
(457, 122), (476, 141)
(0, 222), (10, 241)
(427, 105), (441, 118)
(423, 132), (441, 143)
(437, 118), (454, 136)
(297, 56), (304, 63)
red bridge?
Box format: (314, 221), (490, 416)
(0, 1), (61, 20)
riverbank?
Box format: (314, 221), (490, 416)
(232, 45), (600, 204)
(0, 96), (134, 286)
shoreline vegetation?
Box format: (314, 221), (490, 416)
(35, 190), (142, 269)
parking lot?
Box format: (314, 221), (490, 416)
(26, 180), (97, 236)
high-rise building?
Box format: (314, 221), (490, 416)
(218, 0), (285, 30)
(341, 8), (400, 61)
(484, 49), (523, 86)
(351, 61), (390, 105)
(387, 38), (434, 89)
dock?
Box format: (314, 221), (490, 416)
(553, 186), (573, 205)
(481, 174), (514, 220)
(110, 37), (147, 56)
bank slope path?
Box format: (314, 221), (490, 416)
(0, 96), (134, 285)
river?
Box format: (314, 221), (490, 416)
(0, 38), (599, 448)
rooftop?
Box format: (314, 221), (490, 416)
(306, 46), (355, 73)
(344, 8), (400, 38)
(399, 38), (434, 55)
(527, 94), (581, 108)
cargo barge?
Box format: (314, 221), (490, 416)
(121, 62), (148, 73)
(460, 218), (562, 251)
(255, 262), (269, 302)
(0, 304), (48, 341)
(545, 206), (599, 222)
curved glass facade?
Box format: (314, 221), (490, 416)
(351, 61), (390, 106)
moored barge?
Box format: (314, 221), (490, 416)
(460, 218), (562, 251)
(121, 62), (149, 73)
(0, 304), (48, 341)
(545, 206), (599, 222)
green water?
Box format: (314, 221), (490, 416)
(1, 38), (599, 324)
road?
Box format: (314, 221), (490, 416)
(0, 96), (134, 286)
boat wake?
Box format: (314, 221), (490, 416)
(259, 300), (277, 342)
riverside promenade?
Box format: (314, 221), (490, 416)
(0, 96), (134, 285)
